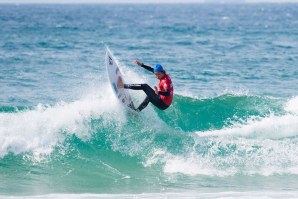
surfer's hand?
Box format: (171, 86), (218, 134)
(154, 86), (158, 95)
(133, 60), (143, 66)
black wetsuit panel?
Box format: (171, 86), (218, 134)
(124, 84), (168, 112)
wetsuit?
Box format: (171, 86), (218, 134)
(124, 64), (174, 112)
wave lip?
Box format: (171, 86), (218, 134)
(198, 113), (298, 139)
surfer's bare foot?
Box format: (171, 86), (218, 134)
(117, 78), (124, 88)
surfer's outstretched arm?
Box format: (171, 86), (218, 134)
(140, 64), (154, 73)
(134, 60), (154, 73)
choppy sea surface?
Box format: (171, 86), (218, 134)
(1, 3), (298, 199)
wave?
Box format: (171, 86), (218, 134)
(0, 87), (126, 159)
(149, 96), (298, 176)
(197, 96), (298, 139)
(158, 93), (284, 132)
(1, 92), (298, 181)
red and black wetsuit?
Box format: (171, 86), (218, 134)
(124, 63), (174, 112)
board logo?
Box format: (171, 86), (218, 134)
(108, 56), (113, 65)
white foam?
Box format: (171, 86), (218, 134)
(146, 135), (298, 176)
(144, 97), (298, 177)
(192, 96), (298, 139)
(2, 192), (298, 199)
(285, 96), (298, 114)
(0, 84), (126, 159)
(197, 113), (298, 139)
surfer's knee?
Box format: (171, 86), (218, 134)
(141, 84), (150, 90)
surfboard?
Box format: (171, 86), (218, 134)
(105, 48), (136, 111)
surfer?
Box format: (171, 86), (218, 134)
(117, 60), (174, 112)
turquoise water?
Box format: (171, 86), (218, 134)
(1, 4), (298, 198)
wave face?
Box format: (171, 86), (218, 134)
(1, 93), (298, 195)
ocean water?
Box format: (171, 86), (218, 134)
(1, 3), (298, 198)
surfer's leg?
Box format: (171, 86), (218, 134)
(124, 84), (154, 112)
(124, 84), (168, 111)
(137, 84), (168, 110)
(124, 84), (148, 90)
(147, 95), (168, 110)
(136, 96), (150, 112)
(124, 84), (157, 99)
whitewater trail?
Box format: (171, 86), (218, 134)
(146, 96), (298, 176)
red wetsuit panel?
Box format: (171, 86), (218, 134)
(158, 74), (174, 106)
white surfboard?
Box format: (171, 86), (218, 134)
(105, 48), (136, 111)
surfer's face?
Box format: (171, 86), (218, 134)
(154, 72), (164, 80)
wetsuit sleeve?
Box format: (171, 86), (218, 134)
(140, 63), (154, 73)
(158, 90), (171, 96)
